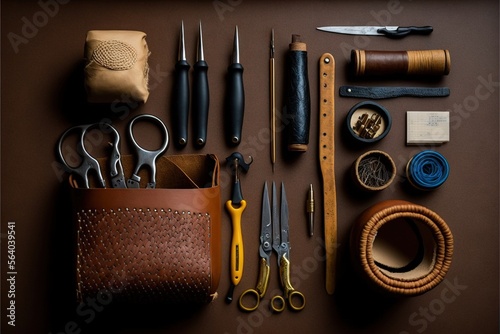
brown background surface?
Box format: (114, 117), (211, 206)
(1, 0), (499, 333)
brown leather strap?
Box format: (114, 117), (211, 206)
(319, 53), (337, 295)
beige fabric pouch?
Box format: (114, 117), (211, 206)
(84, 30), (150, 103)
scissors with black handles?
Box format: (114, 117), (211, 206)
(238, 182), (306, 312)
(57, 114), (169, 189)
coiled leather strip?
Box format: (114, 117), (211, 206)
(350, 200), (453, 296)
(406, 150), (450, 190)
(286, 35), (310, 152)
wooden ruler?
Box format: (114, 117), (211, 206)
(319, 53), (337, 295)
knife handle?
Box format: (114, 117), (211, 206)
(378, 26), (433, 38)
(193, 59), (209, 147)
(172, 60), (190, 147)
(225, 63), (245, 146)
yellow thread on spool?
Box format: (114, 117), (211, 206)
(351, 49), (451, 77)
(407, 50), (450, 75)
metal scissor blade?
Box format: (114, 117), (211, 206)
(271, 181), (280, 254)
(280, 183), (290, 250)
(259, 182), (272, 261)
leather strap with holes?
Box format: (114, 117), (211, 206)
(319, 53), (337, 295)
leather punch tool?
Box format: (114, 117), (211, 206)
(57, 123), (125, 189)
(58, 114), (169, 189)
(126, 114), (169, 189)
(239, 182), (306, 312)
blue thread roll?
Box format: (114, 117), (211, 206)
(406, 150), (450, 190)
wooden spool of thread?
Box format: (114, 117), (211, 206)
(351, 50), (451, 77)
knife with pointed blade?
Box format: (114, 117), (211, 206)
(316, 25), (433, 38)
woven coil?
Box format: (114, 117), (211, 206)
(91, 40), (138, 71)
(351, 201), (453, 296)
(76, 207), (213, 303)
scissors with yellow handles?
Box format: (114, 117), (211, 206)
(239, 182), (305, 312)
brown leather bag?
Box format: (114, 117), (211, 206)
(70, 154), (221, 304)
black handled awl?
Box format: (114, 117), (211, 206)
(172, 21), (190, 147)
(192, 22), (210, 148)
(225, 26), (244, 146)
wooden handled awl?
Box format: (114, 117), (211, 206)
(319, 53), (337, 295)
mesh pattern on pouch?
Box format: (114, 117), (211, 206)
(92, 40), (138, 70)
(76, 207), (212, 303)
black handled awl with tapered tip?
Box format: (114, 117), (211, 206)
(224, 26), (244, 146)
(172, 21), (190, 148)
(192, 21), (210, 148)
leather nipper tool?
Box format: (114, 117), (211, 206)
(225, 152), (253, 303)
(238, 182), (305, 312)
(172, 21), (190, 147)
(126, 114), (169, 188)
(57, 123), (124, 189)
(316, 25), (433, 38)
(224, 26), (245, 146)
(57, 114), (168, 189)
(192, 21), (209, 148)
